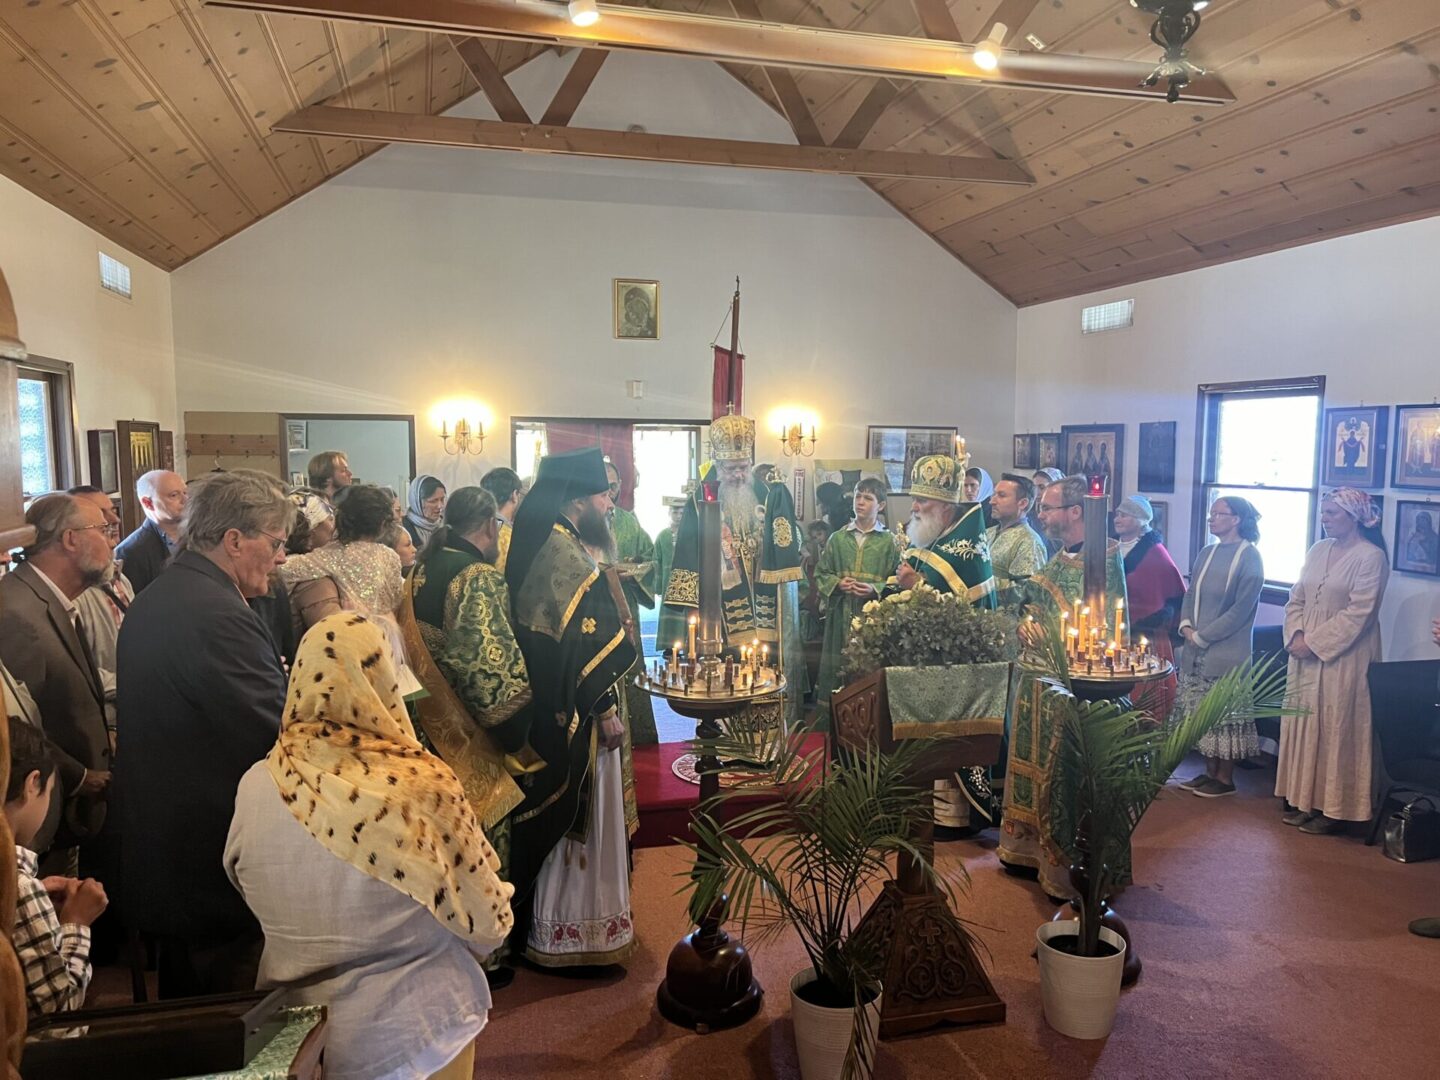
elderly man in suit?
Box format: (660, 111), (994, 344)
(114, 469), (188, 594)
(117, 470), (294, 997)
(0, 494), (115, 870)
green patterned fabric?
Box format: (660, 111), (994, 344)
(813, 525), (901, 727)
(901, 504), (998, 609)
(437, 561), (532, 756)
(986, 519), (1049, 610)
(610, 505), (658, 745)
(653, 524), (678, 606)
(884, 662), (1016, 741)
(186, 1006), (324, 1079)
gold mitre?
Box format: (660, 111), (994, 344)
(710, 413), (756, 463)
(907, 453), (963, 504)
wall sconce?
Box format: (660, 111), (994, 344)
(778, 421), (817, 458)
(441, 418), (485, 456)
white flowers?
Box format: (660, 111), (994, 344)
(851, 617), (862, 630)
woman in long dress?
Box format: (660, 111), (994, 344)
(1276, 488), (1390, 835)
(1176, 497), (1266, 797)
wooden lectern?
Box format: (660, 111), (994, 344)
(831, 668), (1007, 1038)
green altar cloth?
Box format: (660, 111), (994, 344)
(882, 662), (1017, 741)
(187, 1006), (324, 1080)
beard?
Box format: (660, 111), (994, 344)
(907, 504), (949, 549)
(576, 503), (616, 561)
(718, 479), (759, 533)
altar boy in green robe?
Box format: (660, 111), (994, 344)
(814, 477), (901, 727)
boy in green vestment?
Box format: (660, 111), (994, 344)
(814, 478), (900, 727)
(605, 461), (660, 745)
(652, 496), (686, 615)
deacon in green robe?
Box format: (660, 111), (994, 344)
(814, 477), (901, 727)
(606, 461), (660, 745)
(998, 473), (1130, 900)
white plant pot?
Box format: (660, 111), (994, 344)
(789, 968), (881, 1080)
(1035, 921), (1127, 1040)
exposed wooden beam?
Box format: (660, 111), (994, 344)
(911, 0), (965, 44)
(274, 105), (1035, 184)
(204, 0), (1236, 106)
(450, 37), (530, 124)
(729, 0), (822, 146)
(539, 49), (609, 127)
(832, 80), (901, 150)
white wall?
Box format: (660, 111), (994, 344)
(1017, 218), (1440, 659)
(171, 50), (1017, 495)
(0, 173), (177, 473)
(287, 417), (412, 495)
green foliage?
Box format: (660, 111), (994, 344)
(1026, 616), (1297, 957)
(680, 719), (964, 1079)
(842, 582), (1017, 679)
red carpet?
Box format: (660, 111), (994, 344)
(632, 735), (826, 848)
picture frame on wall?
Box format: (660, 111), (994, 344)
(1137, 421), (1177, 493)
(290, 471), (306, 489)
(115, 419), (162, 535)
(1150, 500), (1170, 544)
(1320, 405), (1388, 489)
(1392, 499), (1439, 576)
(1060, 423), (1126, 502)
(866, 425), (958, 493)
(286, 420), (309, 452)
(1392, 403), (1440, 491)
(86, 429), (118, 493)
(1013, 434), (1038, 470)
(614, 279), (659, 340)
(1037, 432), (1061, 470)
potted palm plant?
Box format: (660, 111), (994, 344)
(1028, 626), (1291, 1039)
(682, 720), (960, 1080)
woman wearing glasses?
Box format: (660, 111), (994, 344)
(1176, 497), (1265, 797)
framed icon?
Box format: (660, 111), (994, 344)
(1392, 404), (1440, 491)
(614, 279), (659, 340)
(1060, 423), (1126, 502)
(1321, 405), (1388, 489)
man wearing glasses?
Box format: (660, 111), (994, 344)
(116, 470), (295, 997)
(67, 486), (134, 749)
(0, 493), (116, 873)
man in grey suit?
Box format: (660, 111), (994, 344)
(0, 494), (115, 866)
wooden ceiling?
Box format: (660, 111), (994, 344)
(2, 0), (1438, 305)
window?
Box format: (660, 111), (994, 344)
(99, 252), (132, 299)
(1081, 299), (1134, 334)
(17, 375), (57, 498)
(1194, 376), (1325, 595)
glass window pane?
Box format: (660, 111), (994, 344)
(1204, 487), (1312, 587)
(17, 377), (56, 498)
(513, 424), (547, 483)
(1214, 394), (1319, 487)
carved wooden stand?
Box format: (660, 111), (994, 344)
(832, 669), (1007, 1038)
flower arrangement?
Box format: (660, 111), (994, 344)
(841, 583), (1018, 679)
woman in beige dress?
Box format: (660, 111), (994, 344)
(1276, 488), (1390, 835)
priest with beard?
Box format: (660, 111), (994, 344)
(658, 414), (806, 726)
(505, 447), (638, 968)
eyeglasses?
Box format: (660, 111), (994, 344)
(1207, 511), (1237, 520)
(1038, 503), (1079, 514)
(255, 530), (287, 554)
(66, 523), (109, 537)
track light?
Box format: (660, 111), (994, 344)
(973, 22), (1008, 72)
(568, 0), (599, 27)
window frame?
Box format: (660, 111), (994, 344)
(16, 355), (80, 499)
(1191, 375), (1325, 605)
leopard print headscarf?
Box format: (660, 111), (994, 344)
(265, 613), (514, 946)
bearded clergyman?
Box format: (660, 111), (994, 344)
(504, 447), (638, 968)
(658, 414), (806, 726)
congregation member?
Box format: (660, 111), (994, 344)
(404, 486), (534, 984)
(505, 448), (638, 968)
(963, 466), (996, 527)
(6, 718), (108, 1017)
(113, 468), (187, 594)
(306, 450), (353, 501)
(479, 466), (526, 571)
(66, 487), (133, 740)
(652, 493), (686, 604)
(1275, 488), (1390, 836)
(986, 473), (1048, 609)
(999, 475), (1127, 899)
(116, 470), (293, 996)
(1112, 494), (1185, 724)
(1031, 467), (1066, 556)
(605, 459), (659, 746)
(1177, 497), (1266, 798)
(225, 614), (512, 1080)
(0, 495), (114, 868)
(383, 520), (417, 573)
(403, 474), (447, 551)
(285, 489), (336, 556)
(813, 477), (900, 727)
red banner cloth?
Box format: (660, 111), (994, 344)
(543, 421), (637, 510)
(712, 346), (745, 420)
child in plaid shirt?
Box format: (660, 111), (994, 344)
(5, 717), (108, 1016)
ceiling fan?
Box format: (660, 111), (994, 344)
(1131, 0), (1211, 103)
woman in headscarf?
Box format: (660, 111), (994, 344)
(964, 466), (996, 527)
(1112, 494), (1186, 725)
(1031, 467), (1066, 556)
(225, 614), (512, 1080)
(1276, 488), (1390, 836)
(404, 475), (447, 550)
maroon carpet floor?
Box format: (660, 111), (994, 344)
(481, 758), (1440, 1078)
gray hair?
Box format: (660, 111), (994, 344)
(182, 471), (296, 552)
(21, 494), (85, 558)
(1055, 475), (1089, 508)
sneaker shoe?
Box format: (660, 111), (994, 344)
(1298, 814), (1343, 835)
(1281, 809), (1317, 826)
(1178, 774), (1211, 789)
(1192, 777), (1237, 798)
(1409, 917), (1440, 939)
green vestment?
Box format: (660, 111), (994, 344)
(898, 503), (998, 609)
(653, 525), (678, 605)
(814, 523), (901, 727)
(987, 519), (1050, 611)
(610, 505), (659, 745)
(998, 543), (1129, 900)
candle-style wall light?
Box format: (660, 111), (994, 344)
(440, 417), (485, 456)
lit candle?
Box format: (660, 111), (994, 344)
(1114, 599), (1124, 645)
(762, 644), (769, 667)
(688, 615), (698, 658)
(1139, 636), (1148, 657)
